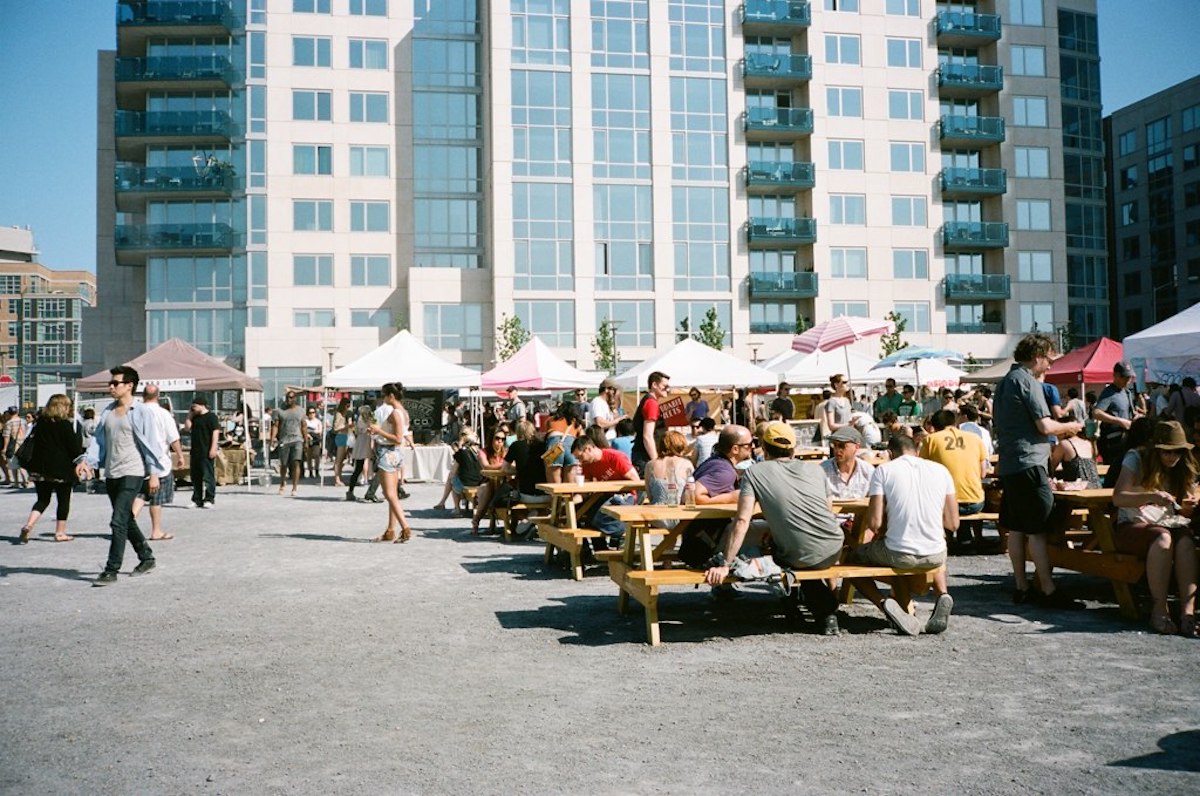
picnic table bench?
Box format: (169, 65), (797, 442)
(536, 480), (643, 581)
(1048, 488), (1144, 619)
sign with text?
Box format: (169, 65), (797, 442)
(144, 378), (196, 392)
(404, 390), (444, 443)
(658, 395), (689, 427)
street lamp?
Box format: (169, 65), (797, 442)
(1151, 268), (1177, 325)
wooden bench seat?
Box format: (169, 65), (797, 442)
(609, 559), (944, 646)
(494, 503), (548, 542)
(538, 522), (603, 581)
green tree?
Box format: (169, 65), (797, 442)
(676, 316), (691, 342)
(1055, 321), (1076, 353)
(592, 320), (618, 373)
(697, 306), (726, 350)
(496, 313), (530, 361)
(879, 310), (910, 358)
(794, 315), (810, 334)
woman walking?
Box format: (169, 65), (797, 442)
(18, 395), (83, 544)
(367, 383), (414, 543)
(331, 397), (352, 487)
(303, 406), (323, 479)
(344, 403), (374, 502)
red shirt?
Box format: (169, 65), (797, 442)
(582, 449), (635, 482)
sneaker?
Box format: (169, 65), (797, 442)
(93, 571), (118, 587)
(131, 559), (156, 577)
(344, 492), (357, 502)
(883, 598), (921, 636)
(202, 501), (214, 509)
(367, 495), (384, 504)
(925, 593), (954, 635)
(820, 614), (840, 636)
(192, 502), (205, 509)
(1034, 588), (1085, 611)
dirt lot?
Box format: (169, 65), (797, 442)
(1, 481), (1197, 794)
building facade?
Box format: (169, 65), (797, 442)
(1105, 74), (1200, 338)
(0, 232), (96, 407)
(89, 0), (1099, 401)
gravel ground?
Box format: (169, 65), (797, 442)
(1, 479), (1198, 795)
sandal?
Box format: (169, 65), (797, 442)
(54, 534), (75, 542)
(19, 526), (31, 544)
(1150, 611), (1178, 635)
(372, 530), (397, 543)
(396, 525), (413, 544)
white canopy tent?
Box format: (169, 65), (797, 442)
(1123, 302), (1200, 383)
(771, 348), (889, 388)
(323, 330), (481, 390)
(870, 359), (966, 389)
(614, 338), (779, 390)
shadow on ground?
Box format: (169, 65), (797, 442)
(258, 532), (369, 543)
(1110, 729), (1200, 772)
(0, 565), (93, 583)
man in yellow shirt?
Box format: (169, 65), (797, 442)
(919, 409), (987, 552)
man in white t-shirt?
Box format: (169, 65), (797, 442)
(131, 384), (185, 541)
(589, 378), (620, 440)
(846, 434), (957, 636)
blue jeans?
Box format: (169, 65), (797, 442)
(105, 475), (154, 574)
(585, 493), (635, 537)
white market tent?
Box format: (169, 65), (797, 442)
(1123, 302), (1200, 383)
(614, 338), (779, 390)
(771, 348), (888, 388)
(479, 336), (605, 390)
(323, 330), (481, 390)
(870, 358), (965, 389)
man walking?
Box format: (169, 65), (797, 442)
(769, 382), (794, 421)
(131, 384), (185, 540)
(271, 391), (305, 496)
(75, 366), (168, 586)
(186, 395), (220, 508)
(1093, 361), (1139, 469)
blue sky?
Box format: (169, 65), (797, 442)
(0, 0), (1197, 271)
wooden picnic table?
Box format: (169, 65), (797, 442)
(478, 467), (509, 533)
(1048, 487), (1142, 619)
(536, 480), (644, 580)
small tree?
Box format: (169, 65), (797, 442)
(697, 306), (726, 350)
(676, 317), (691, 342)
(592, 320), (618, 373)
(496, 313), (530, 361)
(1055, 321), (1076, 353)
(794, 315), (810, 334)
(880, 310), (910, 358)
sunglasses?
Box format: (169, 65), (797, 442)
(108, 380), (126, 386)
(493, 435), (505, 441)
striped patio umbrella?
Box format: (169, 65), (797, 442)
(791, 316), (896, 387)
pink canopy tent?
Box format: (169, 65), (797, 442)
(1045, 337), (1124, 386)
(480, 337), (604, 391)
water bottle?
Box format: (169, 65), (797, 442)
(682, 477), (696, 507)
(666, 477), (679, 506)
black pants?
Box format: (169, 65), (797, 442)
(105, 475), (153, 574)
(191, 451), (216, 505)
(32, 481), (73, 521)
(347, 457), (366, 496)
(778, 550), (841, 620)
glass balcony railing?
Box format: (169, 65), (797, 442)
(939, 114), (1006, 145)
(944, 273), (1011, 300)
(937, 63), (1004, 94)
(750, 321), (802, 334)
(748, 271), (818, 298)
(942, 222), (1009, 250)
(115, 110), (239, 139)
(115, 164), (239, 194)
(935, 11), (1002, 43)
(740, 1), (811, 28)
(115, 55), (240, 85)
(745, 160), (815, 190)
(744, 107), (814, 135)
(940, 167), (1007, 197)
(743, 53), (812, 81)
(114, 223), (237, 251)
(117, 1), (241, 29)
(747, 217), (817, 244)
(947, 321), (1004, 335)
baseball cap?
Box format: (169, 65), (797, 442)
(828, 426), (863, 445)
(191, 395), (208, 407)
(1113, 361), (1134, 378)
(759, 420), (796, 449)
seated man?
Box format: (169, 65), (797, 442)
(820, 426), (875, 500)
(677, 424), (752, 567)
(691, 416), (719, 465)
(847, 435), (957, 636)
(920, 409), (988, 551)
(704, 422), (846, 635)
(570, 435), (639, 545)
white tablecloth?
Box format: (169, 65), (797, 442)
(405, 445), (453, 483)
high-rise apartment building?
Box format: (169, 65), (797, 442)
(88, 0), (1099, 401)
(1104, 74), (1200, 338)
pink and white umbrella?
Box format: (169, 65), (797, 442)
(792, 316), (896, 353)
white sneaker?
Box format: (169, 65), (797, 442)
(883, 598), (921, 636)
(925, 593), (953, 635)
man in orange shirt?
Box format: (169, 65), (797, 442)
(919, 409), (987, 552)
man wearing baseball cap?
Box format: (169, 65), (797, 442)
(703, 420), (845, 635)
(589, 378), (621, 440)
(1094, 361), (1141, 474)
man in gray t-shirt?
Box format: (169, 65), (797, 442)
(704, 421), (845, 634)
(270, 392), (307, 495)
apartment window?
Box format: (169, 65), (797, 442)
(294, 309), (335, 328)
(1010, 45), (1046, 76)
(249, 85), (266, 134)
(892, 249), (928, 279)
(1117, 129), (1137, 157)
(824, 0), (858, 11)
(349, 146), (389, 177)
(894, 302), (929, 333)
(414, 92), (480, 141)
(831, 248), (867, 279)
(1017, 199), (1052, 230)
(513, 0), (571, 66)
(675, 302), (731, 346)
(670, 77), (728, 182)
(594, 185), (653, 292)
(886, 0), (919, 16)
(825, 34), (860, 65)
(828, 139), (864, 170)
(1015, 147), (1050, 178)
(593, 73), (651, 180)
(890, 142), (925, 173)
(1185, 181), (1200, 209)
(1012, 96), (1048, 127)
(350, 201), (390, 232)
(1009, 0), (1043, 26)
(351, 255), (391, 287)
(886, 38), (921, 68)
(891, 196), (927, 227)
(1146, 116), (1172, 155)
(827, 86), (862, 118)
(1122, 236), (1141, 260)
(1185, 145), (1199, 171)
(831, 301), (868, 318)
(248, 30), (266, 79)
(424, 304), (483, 349)
(888, 90), (923, 121)
(595, 301), (655, 347)
(293, 90), (332, 121)
(591, 0), (650, 70)
(293, 200), (332, 231)
(292, 36), (331, 67)
(293, 255), (332, 286)
(1018, 251), (1052, 282)
(350, 92), (389, 123)
(514, 300), (575, 347)
(1020, 303), (1053, 333)
(349, 0), (387, 15)
(349, 39), (388, 70)
(1183, 104), (1200, 133)
(514, 70), (573, 178)
(1186, 220), (1200, 248)
(293, 144), (332, 175)
(350, 309), (392, 328)
(1120, 201), (1138, 226)
(668, 0), (725, 73)
(829, 194), (866, 225)
(414, 146), (478, 193)
(415, 198), (480, 251)
(293, 0), (330, 12)
(412, 39), (479, 89)
(673, 186), (730, 291)
(514, 183), (574, 290)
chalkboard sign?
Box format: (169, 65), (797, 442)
(220, 390), (240, 411)
(404, 390), (444, 443)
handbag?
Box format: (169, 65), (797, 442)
(14, 428), (36, 469)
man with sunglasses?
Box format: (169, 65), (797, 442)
(676, 424), (752, 567)
(75, 366), (168, 586)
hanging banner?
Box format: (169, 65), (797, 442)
(144, 378), (196, 392)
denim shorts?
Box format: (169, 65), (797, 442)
(375, 446), (403, 473)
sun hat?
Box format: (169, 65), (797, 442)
(759, 420), (795, 449)
(1152, 420), (1194, 451)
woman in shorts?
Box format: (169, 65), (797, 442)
(367, 383), (413, 543)
(331, 396), (352, 487)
